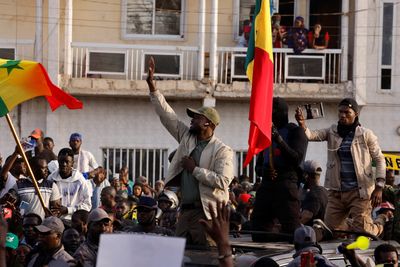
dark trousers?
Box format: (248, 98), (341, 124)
(251, 178), (300, 236)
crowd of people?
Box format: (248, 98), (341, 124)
(238, 11), (330, 53)
(0, 57), (398, 267)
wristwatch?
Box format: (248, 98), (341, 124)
(375, 180), (385, 189)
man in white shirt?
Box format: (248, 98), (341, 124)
(69, 133), (99, 179)
(49, 148), (92, 221)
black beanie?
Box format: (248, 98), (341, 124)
(338, 98), (359, 113)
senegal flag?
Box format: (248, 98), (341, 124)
(0, 59), (83, 116)
(243, 0), (274, 167)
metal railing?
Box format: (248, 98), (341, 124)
(70, 43), (344, 86)
(217, 47), (343, 84)
(71, 42), (199, 81)
(236, 151), (257, 183)
(102, 147), (258, 186)
(102, 147), (169, 186)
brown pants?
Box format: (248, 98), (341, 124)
(324, 190), (383, 236)
(175, 208), (215, 247)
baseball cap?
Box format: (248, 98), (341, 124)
(5, 233), (18, 250)
(187, 107), (220, 126)
(69, 132), (82, 142)
(136, 196), (158, 210)
(338, 98), (359, 113)
(88, 208), (111, 224)
(30, 128), (43, 139)
(35, 216), (65, 234)
(303, 160), (322, 174)
(294, 225), (316, 245)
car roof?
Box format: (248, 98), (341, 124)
(184, 234), (400, 266)
(234, 237), (400, 267)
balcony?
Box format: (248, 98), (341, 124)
(60, 42), (353, 101)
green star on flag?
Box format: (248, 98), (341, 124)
(0, 60), (24, 75)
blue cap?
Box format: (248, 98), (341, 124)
(69, 133), (82, 141)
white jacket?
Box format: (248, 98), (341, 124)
(48, 169), (92, 220)
(150, 91), (234, 219)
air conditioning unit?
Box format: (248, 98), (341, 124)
(0, 48), (15, 60)
(285, 55), (325, 80)
(87, 51), (127, 75)
(231, 54), (247, 80)
(142, 52), (182, 79)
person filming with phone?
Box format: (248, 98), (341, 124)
(295, 98), (391, 240)
(146, 57), (234, 247)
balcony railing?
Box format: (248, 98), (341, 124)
(70, 43), (344, 86)
(71, 42), (199, 80)
(217, 47), (343, 84)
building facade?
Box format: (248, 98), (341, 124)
(0, 0), (399, 185)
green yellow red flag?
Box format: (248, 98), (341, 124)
(243, 0), (274, 166)
(0, 59), (83, 116)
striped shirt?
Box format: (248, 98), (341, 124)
(338, 132), (358, 191)
(14, 178), (61, 219)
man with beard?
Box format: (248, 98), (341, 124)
(251, 97), (308, 240)
(74, 208), (112, 267)
(62, 228), (81, 256)
(295, 98), (389, 238)
(49, 148), (92, 221)
(27, 216), (76, 267)
(147, 58), (234, 246)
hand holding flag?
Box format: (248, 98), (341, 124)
(243, 0), (274, 167)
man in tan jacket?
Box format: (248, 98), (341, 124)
(146, 58), (234, 246)
(295, 98), (390, 238)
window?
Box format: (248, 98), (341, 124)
(102, 148), (168, 186)
(87, 51), (126, 75)
(122, 0), (184, 40)
(380, 2), (395, 90)
(0, 48), (15, 60)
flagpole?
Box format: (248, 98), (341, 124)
(5, 114), (47, 211)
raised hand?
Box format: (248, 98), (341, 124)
(146, 56), (156, 92)
(295, 106), (306, 129)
